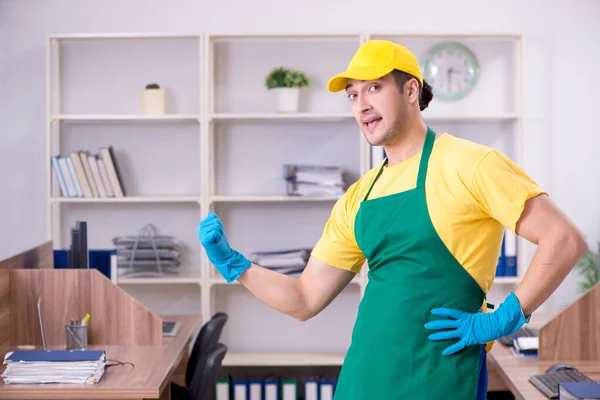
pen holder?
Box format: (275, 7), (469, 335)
(65, 324), (88, 350)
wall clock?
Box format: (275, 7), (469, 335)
(421, 41), (480, 101)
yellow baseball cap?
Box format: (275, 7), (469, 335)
(327, 40), (423, 93)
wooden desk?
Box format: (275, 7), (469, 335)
(488, 341), (600, 400)
(487, 312), (600, 400)
(0, 315), (201, 400)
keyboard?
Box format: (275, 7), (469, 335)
(162, 321), (181, 337)
(529, 369), (593, 399)
(498, 326), (538, 346)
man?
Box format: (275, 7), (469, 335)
(197, 40), (587, 399)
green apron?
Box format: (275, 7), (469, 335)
(334, 127), (486, 399)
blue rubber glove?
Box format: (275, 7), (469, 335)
(196, 212), (251, 282)
(424, 292), (530, 356)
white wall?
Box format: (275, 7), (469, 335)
(1, 0), (599, 315)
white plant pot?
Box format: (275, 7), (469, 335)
(140, 88), (166, 115)
(274, 87), (300, 113)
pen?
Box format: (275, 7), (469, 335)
(82, 313), (90, 326)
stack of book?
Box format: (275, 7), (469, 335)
(2, 350), (106, 385)
(283, 164), (345, 197)
(51, 145), (125, 198)
(249, 248), (311, 277)
(113, 224), (181, 279)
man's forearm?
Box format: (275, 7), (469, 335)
(514, 226), (588, 316)
(237, 264), (313, 321)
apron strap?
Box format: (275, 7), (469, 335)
(363, 126), (436, 201)
(416, 127), (436, 188)
(363, 156), (387, 201)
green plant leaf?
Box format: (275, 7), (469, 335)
(265, 67), (311, 89)
(575, 249), (598, 294)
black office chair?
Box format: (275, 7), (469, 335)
(187, 312), (228, 387)
(187, 342), (228, 400)
(171, 312), (228, 399)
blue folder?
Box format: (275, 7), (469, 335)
(496, 234), (506, 277)
(5, 350), (105, 363)
(54, 249), (115, 279)
(559, 381), (600, 398)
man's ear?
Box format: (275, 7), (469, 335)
(405, 78), (420, 102)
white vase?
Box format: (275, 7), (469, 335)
(274, 87), (300, 113)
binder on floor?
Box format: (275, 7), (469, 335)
(281, 379), (298, 400)
(264, 378), (279, 400)
(319, 379), (336, 400)
(304, 378), (319, 400)
(215, 379), (230, 400)
(232, 380), (248, 400)
(248, 379), (262, 400)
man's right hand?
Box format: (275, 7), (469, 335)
(196, 212), (251, 282)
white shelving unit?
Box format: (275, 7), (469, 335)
(46, 33), (205, 320)
(46, 31), (525, 367)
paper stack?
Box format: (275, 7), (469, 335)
(249, 249), (311, 277)
(2, 350), (106, 385)
(283, 165), (345, 197)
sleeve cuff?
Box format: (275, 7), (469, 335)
(311, 237), (364, 274)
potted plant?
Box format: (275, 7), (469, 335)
(265, 67), (311, 113)
(574, 246), (599, 294)
(140, 83), (166, 115)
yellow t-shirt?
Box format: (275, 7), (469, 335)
(312, 133), (548, 294)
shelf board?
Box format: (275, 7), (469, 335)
(210, 113), (519, 122)
(50, 114), (200, 122)
(209, 195), (340, 203)
(51, 196), (201, 203)
(422, 114), (520, 121)
(209, 113), (354, 121)
(368, 32), (522, 39)
(494, 276), (521, 284)
(116, 274), (202, 285)
(223, 352), (346, 366)
(210, 277), (237, 285)
(50, 33), (202, 40)
(209, 33), (361, 40)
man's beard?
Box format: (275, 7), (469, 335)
(363, 108), (408, 147)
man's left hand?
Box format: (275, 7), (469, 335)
(424, 292), (530, 356)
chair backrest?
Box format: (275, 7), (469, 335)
(186, 312), (228, 387)
(187, 342), (228, 400)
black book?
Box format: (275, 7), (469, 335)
(77, 221), (88, 269)
(69, 227), (80, 269)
